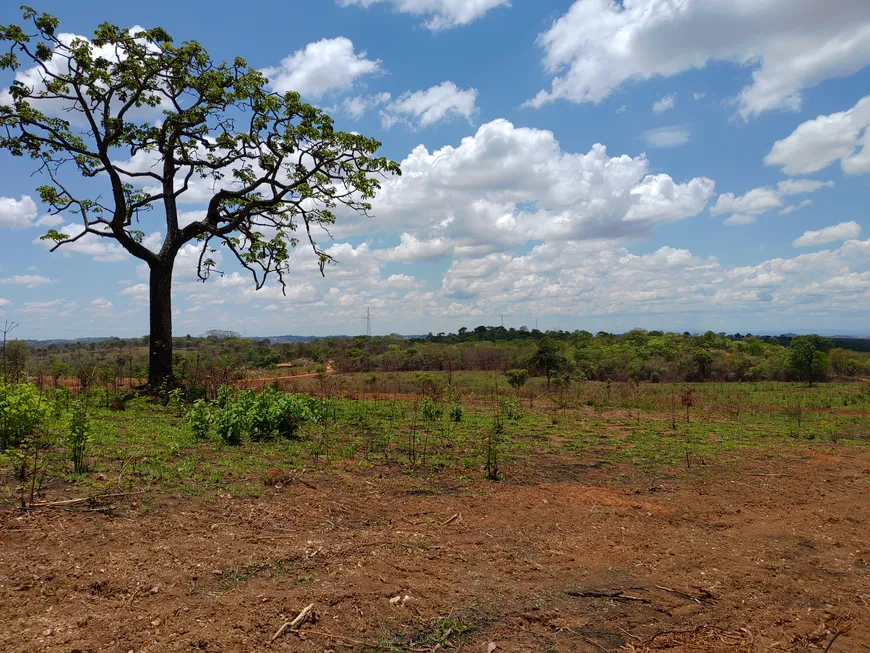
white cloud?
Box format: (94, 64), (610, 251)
(652, 93), (676, 114)
(36, 214), (65, 227)
(0, 298), (9, 308)
(342, 92), (391, 118)
(119, 283), (150, 300)
(765, 94), (870, 175)
(693, 92), (706, 101)
(723, 214), (757, 227)
(777, 179), (835, 196)
(712, 187), (782, 216)
(338, 119), (715, 258)
(336, 0), (511, 30)
(381, 82), (478, 129)
(90, 298), (114, 316)
(19, 299), (66, 314)
(712, 179), (832, 221)
(528, 0), (870, 119)
(381, 233), (456, 261)
(262, 37), (382, 98)
(33, 223), (134, 262)
(642, 126), (691, 148)
(0, 196), (38, 229)
(793, 221), (862, 247)
(779, 199), (813, 216)
(0, 275), (55, 288)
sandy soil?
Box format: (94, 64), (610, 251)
(1, 447), (868, 652)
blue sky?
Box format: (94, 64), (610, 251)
(1, 0), (869, 338)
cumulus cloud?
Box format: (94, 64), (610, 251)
(0, 196), (38, 229)
(381, 82), (478, 129)
(338, 119), (714, 259)
(712, 179), (833, 225)
(262, 37), (382, 98)
(32, 223), (160, 263)
(429, 237), (870, 323)
(336, 0), (511, 30)
(0, 275), (55, 288)
(528, 0), (870, 119)
(653, 93), (676, 114)
(642, 126), (691, 148)
(765, 94), (870, 175)
(341, 92), (392, 118)
(793, 221), (862, 247)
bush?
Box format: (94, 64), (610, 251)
(0, 382), (46, 449)
(421, 398), (443, 421)
(208, 388), (324, 445)
(505, 369), (528, 390)
(186, 400), (211, 441)
(215, 401), (246, 446)
(499, 395), (523, 420)
(448, 404), (463, 423)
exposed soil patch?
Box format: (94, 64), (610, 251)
(1, 447), (868, 652)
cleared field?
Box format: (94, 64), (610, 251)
(1, 377), (868, 652)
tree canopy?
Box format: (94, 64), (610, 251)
(0, 7), (400, 386)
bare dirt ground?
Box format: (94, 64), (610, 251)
(1, 446), (868, 652)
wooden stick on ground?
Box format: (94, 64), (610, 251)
(27, 491), (147, 508)
(271, 603), (315, 643)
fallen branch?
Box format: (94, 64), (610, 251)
(442, 512), (461, 526)
(26, 491), (147, 508)
(566, 588), (649, 603)
(271, 603), (315, 643)
(653, 584), (711, 604)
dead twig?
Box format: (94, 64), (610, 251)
(26, 490), (147, 508)
(823, 625), (852, 653)
(442, 512), (461, 526)
(566, 588), (649, 603)
(653, 584), (710, 604)
(271, 603), (315, 643)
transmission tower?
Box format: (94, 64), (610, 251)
(365, 307), (372, 337)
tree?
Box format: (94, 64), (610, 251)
(788, 335), (830, 385)
(504, 368), (528, 391)
(530, 336), (566, 390)
(0, 9), (400, 387)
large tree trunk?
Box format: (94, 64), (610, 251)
(148, 261), (175, 388)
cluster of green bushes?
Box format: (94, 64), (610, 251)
(0, 382), (91, 494)
(186, 386), (325, 445)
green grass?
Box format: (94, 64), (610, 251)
(2, 380), (868, 503)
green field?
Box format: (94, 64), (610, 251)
(3, 375), (868, 506)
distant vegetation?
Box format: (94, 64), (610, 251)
(5, 327), (870, 395)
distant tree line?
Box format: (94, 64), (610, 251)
(8, 327), (870, 387)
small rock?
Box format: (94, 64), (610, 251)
(151, 618), (161, 627)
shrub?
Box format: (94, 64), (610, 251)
(215, 401), (246, 446)
(0, 382), (45, 449)
(448, 404), (463, 423)
(186, 400), (211, 441)
(421, 398), (443, 422)
(499, 395), (523, 421)
(505, 369), (529, 391)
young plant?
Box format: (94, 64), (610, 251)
(186, 399), (212, 441)
(67, 401), (89, 475)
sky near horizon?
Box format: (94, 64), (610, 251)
(0, 0), (869, 339)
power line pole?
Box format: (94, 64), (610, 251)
(365, 307), (372, 337)
(1, 320), (20, 383)
(500, 313), (504, 328)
